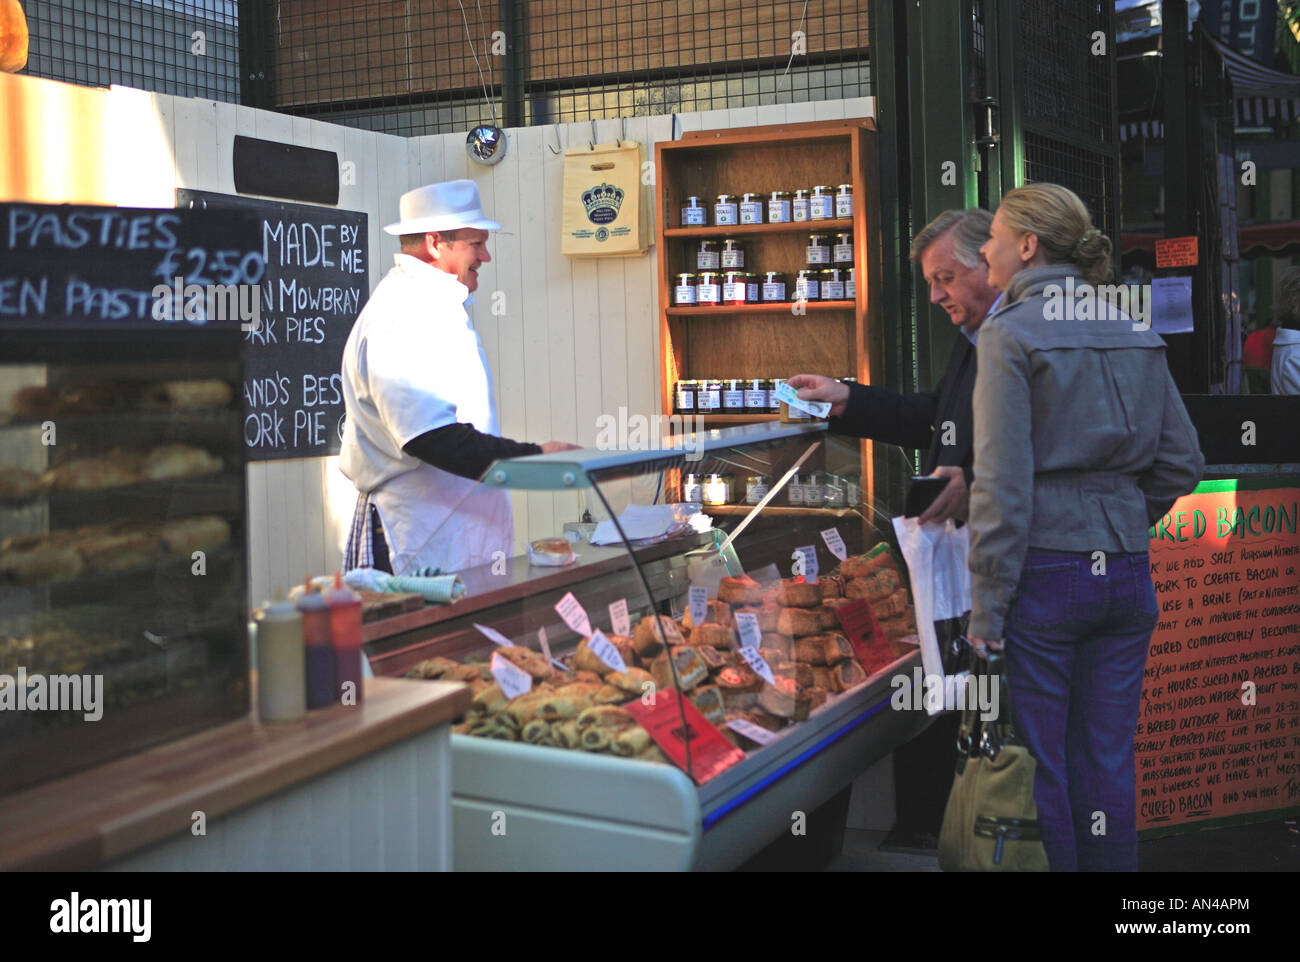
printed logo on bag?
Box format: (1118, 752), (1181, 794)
(582, 183), (625, 226)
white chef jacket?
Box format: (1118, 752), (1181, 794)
(1272, 328), (1300, 396)
(339, 253), (512, 575)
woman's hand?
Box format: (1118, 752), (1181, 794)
(967, 635), (1005, 655)
(784, 374), (851, 416)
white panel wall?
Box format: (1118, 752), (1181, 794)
(51, 78), (870, 603)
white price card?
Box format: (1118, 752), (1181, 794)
(734, 611), (762, 650)
(688, 585), (709, 625)
(490, 650), (533, 699)
(554, 591), (593, 637)
(738, 646), (776, 686)
(773, 380), (832, 419)
(820, 527), (848, 561)
(587, 629), (627, 672)
(727, 717), (779, 746)
(791, 545), (819, 582)
(537, 626), (567, 671)
(609, 598), (631, 637)
(474, 623), (515, 647)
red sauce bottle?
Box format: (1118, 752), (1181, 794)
(325, 571), (363, 705)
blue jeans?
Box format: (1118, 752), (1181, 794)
(1002, 548), (1158, 872)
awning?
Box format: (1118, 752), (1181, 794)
(1122, 222), (1300, 260)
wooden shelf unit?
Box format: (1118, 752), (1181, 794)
(655, 118), (883, 507)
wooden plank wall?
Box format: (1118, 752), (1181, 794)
(2, 72), (870, 603)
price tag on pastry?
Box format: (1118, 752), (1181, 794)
(537, 626), (566, 671)
(773, 379), (832, 419)
(727, 717), (779, 746)
(737, 646), (776, 686)
(733, 611), (762, 650)
(474, 623), (515, 647)
(625, 688), (746, 784)
(554, 591), (593, 637)
(489, 650), (533, 699)
(608, 598), (631, 637)
(820, 527), (848, 561)
(688, 585), (709, 625)
(586, 629), (627, 673)
(791, 545), (819, 581)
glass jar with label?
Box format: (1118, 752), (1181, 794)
(697, 239), (720, 271)
(835, 183), (853, 218)
(760, 271), (787, 302)
(794, 269), (821, 301)
(720, 238), (745, 269)
(673, 272), (697, 305)
(847, 267), (856, 300)
(723, 270), (750, 306)
(697, 271), (721, 305)
(714, 194), (739, 226)
(833, 232), (854, 265)
(843, 473), (862, 505)
(722, 378), (746, 411)
(787, 474), (806, 505)
(807, 233), (832, 266)
(745, 475), (771, 504)
(696, 378), (722, 412)
(768, 190), (792, 223)
(674, 379), (697, 415)
(822, 474), (846, 507)
(703, 473), (733, 506)
(682, 472), (703, 502)
(802, 472), (826, 506)
(739, 192), (765, 225)
(744, 378), (770, 412)
(820, 268), (847, 300)
(792, 189), (811, 223)
(810, 185), (834, 220)
(768, 378), (784, 412)
(681, 195), (706, 226)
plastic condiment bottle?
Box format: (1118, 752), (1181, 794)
(296, 578), (334, 710)
(256, 587), (306, 722)
(325, 571), (364, 705)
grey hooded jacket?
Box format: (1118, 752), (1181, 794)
(967, 264), (1205, 638)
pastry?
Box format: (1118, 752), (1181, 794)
(722, 689), (759, 712)
(831, 659), (868, 692)
(140, 379), (234, 411)
(754, 601), (782, 632)
(717, 574), (763, 606)
(0, 466), (45, 501)
(845, 568), (900, 602)
(633, 614), (682, 658)
(497, 645), (555, 680)
(451, 720), (473, 735)
(776, 577), (822, 608)
(606, 666), (655, 695)
(816, 604), (843, 631)
(714, 664), (762, 693)
(441, 663), (483, 682)
(610, 726), (653, 757)
(159, 515), (231, 555)
(610, 634), (638, 668)
(652, 645), (709, 691)
(593, 684), (630, 704)
(572, 637), (620, 676)
(695, 644), (728, 670)
(793, 636), (828, 665)
(757, 647), (786, 667)
(139, 444), (223, 482)
(551, 719), (582, 748)
(776, 606), (823, 638)
(75, 524), (161, 573)
(576, 704), (635, 729)
(806, 686), (831, 711)
(758, 678), (812, 721)
(821, 633), (856, 666)
(527, 537), (576, 567)
(811, 666), (835, 690)
(406, 655), (460, 679)
(683, 598), (734, 631)
(521, 719), (557, 746)
(536, 684), (598, 720)
(504, 690), (552, 728)
(760, 632), (792, 658)
(874, 587), (911, 619)
(690, 684), (726, 726)
(44, 453), (142, 492)
(636, 744), (670, 764)
(690, 622), (735, 650)
(775, 662), (814, 688)
(819, 574), (844, 599)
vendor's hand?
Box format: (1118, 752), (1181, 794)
(784, 374), (851, 416)
(918, 465), (969, 524)
(967, 635), (1005, 655)
(540, 440), (582, 454)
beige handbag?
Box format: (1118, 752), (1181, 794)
(560, 141), (651, 257)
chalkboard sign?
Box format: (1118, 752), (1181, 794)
(177, 189), (368, 462)
(1139, 477), (1300, 833)
(0, 202), (261, 332)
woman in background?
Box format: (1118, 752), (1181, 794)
(1270, 265), (1300, 395)
(967, 183), (1204, 871)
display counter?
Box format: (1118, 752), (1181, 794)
(0, 677), (469, 871)
(364, 421), (927, 870)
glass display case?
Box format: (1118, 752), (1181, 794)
(363, 419), (928, 870)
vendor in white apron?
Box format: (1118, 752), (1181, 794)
(339, 180), (576, 575)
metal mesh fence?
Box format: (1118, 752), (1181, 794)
(21, 0), (240, 102)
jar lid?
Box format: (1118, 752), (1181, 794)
(747, 475), (769, 483)
(716, 194), (735, 201)
(676, 272), (696, 279)
(762, 270), (785, 280)
(836, 232), (853, 242)
(724, 270), (746, 281)
(808, 233), (830, 241)
(721, 238), (742, 247)
(837, 183), (853, 190)
(811, 184), (830, 192)
(793, 188), (810, 196)
(820, 268), (843, 278)
(699, 238), (718, 247)
(769, 189), (791, 197)
(797, 268), (816, 276)
(741, 192), (763, 200)
(698, 271), (720, 281)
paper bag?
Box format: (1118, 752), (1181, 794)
(561, 140), (651, 257)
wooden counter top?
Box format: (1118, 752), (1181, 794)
(0, 677), (469, 871)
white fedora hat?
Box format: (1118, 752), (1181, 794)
(383, 179), (502, 235)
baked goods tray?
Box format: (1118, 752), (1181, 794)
(33, 545), (242, 607)
(2, 475), (243, 520)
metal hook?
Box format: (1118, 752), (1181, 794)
(588, 119), (597, 150)
(548, 124), (562, 155)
